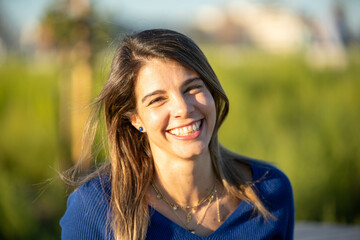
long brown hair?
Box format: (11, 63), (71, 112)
(70, 29), (271, 240)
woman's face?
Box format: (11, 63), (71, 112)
(131, 59), (216, 161)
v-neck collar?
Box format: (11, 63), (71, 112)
(148, 160), (262, 238)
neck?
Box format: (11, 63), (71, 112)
(152, 151), (216, 207)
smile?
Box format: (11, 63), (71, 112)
(168, 120), (202, 136)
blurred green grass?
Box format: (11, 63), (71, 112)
(0, 47), (359, 238)
(0, 59), (66, 239)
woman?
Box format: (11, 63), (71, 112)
(60, 29), (294, 240)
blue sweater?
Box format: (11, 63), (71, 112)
(60, 160), (294, 239)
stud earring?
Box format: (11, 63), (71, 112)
(139, 127), (143, 132)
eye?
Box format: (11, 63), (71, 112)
(185, 84), (203, 94)
(148, 96), (165, 106)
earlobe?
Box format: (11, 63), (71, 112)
(130, 114), (145, 132)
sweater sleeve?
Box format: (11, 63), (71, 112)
(269, 166), (295, 240)
(60, 178), (111, 240)
(274, 167), (295, 240)
(252, 162), (295, 240)
(284, 172), (295, 240)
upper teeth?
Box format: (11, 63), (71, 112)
(169, 121), (201, 136)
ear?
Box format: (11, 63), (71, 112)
(130, 113), (145, 132)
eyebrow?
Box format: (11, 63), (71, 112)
(141, 90), (166, 103)
(141, 77), (202, 103)
(183, 77), (203, 87)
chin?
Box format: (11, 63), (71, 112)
(173, 145), (208, 160)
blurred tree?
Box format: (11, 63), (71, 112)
(38, 0), (117, 168)
(0, 0), (17, 60)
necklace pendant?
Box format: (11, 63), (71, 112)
(173, 206), (178, 210)
(156, 194), (162, 199)
(190, 230), (195, 234)
(186, 213), (192, 223)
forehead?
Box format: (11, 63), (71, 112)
(135, 59), (198, 93)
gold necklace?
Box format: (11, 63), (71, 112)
(171, 192), (215, 234)
(151, 180), (220, 234)
(151, 180), (217, 212)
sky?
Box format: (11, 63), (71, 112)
(2, 0), (360, 36)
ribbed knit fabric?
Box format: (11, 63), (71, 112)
(60, 159), (294, 239)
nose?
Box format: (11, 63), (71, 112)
(171, 94), (194, 118)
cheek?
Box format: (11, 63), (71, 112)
(142, 110), (167, 131)
(195, 92), (216, 111)
(196, 93), (216, 131)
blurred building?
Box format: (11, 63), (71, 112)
(195, 2), (306, 53)
(194, 1), (350, 69)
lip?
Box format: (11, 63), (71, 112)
(166, 119), (203, 140)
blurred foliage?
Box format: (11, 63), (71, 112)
(40, 1), (117, 59)
(0, 59), (66, 239)
(0, 45), (359, 239)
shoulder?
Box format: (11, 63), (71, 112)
(60, 175), (112, 239)
(230, 153), (293, 207)
(220, 148), (292, 197)
(250, 159), (292, 197)
(229, 154), (294, 238)
(65, 175), (111, 214)
(229, 152), (291, 192)
(246, 158), (294, 215)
